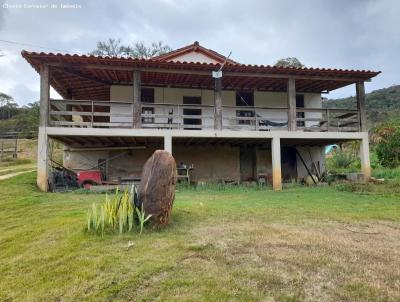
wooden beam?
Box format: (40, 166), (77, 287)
(46, 62), (370, 82)
(40, 64), (50, 127)
(214, 77), (223, 130)
(58, 67), (111, 85)
(133, 70), (141, 128)
(356, 81), (367, 132)
(287, 78), (296, 131)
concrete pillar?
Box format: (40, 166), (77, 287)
(164, 135), (172, 154)
(271, 137), (282, 191)
(214, 77), (223, 130)
(133, 69), (141, 128)
(360, 136), (371, 180)
(356, 81), (367, 132)
(287, 78), (297, 131)
(37, 127), (49, 191)
(37, 64), (50, 191)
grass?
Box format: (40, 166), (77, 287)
(1, 173), (400, 301)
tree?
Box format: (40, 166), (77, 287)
(0, 101), (40, 135)
(89, 39), (172, 59)
(0, 92), (18, 120)
(274, 57), (305, 68)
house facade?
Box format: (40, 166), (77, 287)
(22, 42), (380, 191)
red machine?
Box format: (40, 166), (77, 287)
(76, 170), (103, 188)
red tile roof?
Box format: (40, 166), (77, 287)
(21, 49), (381, 101)
(152, 41), (240, 65)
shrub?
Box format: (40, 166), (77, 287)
(331, 152), (354, 168)
(334, 179), (400, 195)
(373, 123), (400, 168)
(327, 149), (359, 172)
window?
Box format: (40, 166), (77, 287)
(141, 88), (155, 124)
(236, 91), (254, 125)
(296, 94), (305, 127)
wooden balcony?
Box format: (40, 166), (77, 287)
(49, 99), (361, 132)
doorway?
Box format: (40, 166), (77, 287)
(240, 145), (256, 181)
(281, 146), (297, 181)
(236, 91), (254, 125)
(296, 94), (305, 128)
(141, 88), (155, 124)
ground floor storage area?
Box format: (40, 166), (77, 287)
(61, 138), (326, 186)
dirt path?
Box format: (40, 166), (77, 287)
(0, 170), (35, 181)
(0, 164), (36, 174)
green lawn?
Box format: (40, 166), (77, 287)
(1, 173), (399, 301)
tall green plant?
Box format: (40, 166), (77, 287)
(135, 204), (152, 235)
(86, 185), (146, 235)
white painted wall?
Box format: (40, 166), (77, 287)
(304, 93), (323, 128)
(167, 51), (220, 64)
(296, 146), (326, 179)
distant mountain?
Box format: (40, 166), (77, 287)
(323, 85), (400, 126)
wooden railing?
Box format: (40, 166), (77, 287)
(140, 103), (215, 130)
(296, 108), (360, 132)
(50, 99), (134, 128)
(48, 99), (361, 132)
(222, 106), (289, 131)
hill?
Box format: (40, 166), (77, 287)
(324, 85), (400, 126)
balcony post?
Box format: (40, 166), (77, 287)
(39, 64), (50, 127)
(287, 78), (296, 131)
(133, 69), (141, 128)
(37, 64), (50, 191)
(356, 81), (367, 132)
(271, 137), (282, 191)
(214, 77), (223, 130)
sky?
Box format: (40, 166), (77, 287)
(0, 0), (399, 106)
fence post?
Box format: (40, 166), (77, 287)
(1, 140), (3, 161)
(13, 134), (18, 158)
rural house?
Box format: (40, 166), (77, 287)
(22, 41), (380, 191)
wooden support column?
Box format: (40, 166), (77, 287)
(164, 135), (172, 154)
(214, 77), (223, 130)
(356, 81), (367, 132)
(360, 136), (371, 180)
(271, 137), (282, 191)
(37, 64), (50, 192)
(287, 78), (297, 131)
(133, 70), (141, 128)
